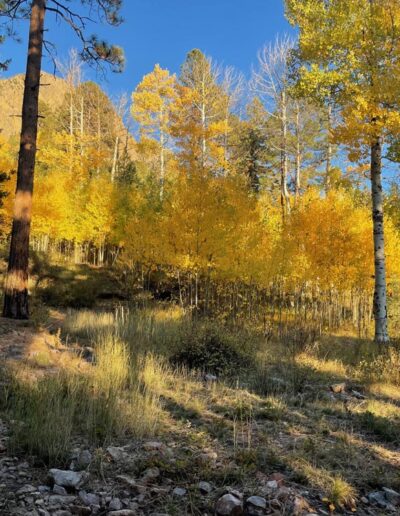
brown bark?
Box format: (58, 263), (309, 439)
(3, 0), (46, 319)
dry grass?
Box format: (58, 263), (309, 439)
(1, 306), (400, 508)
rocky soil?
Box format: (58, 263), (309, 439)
(0, 423), (399, 516)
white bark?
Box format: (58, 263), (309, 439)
(281, 90), (290, 217)
(111, 135), (119, 183)
(325, 104), (332, 192)
(371, 138), (389, 343)
(160, 128), (165, 199)
(294, 101), (301, 200)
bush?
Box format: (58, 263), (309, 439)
(170, 322), (253, 376)
(38, 281), (98, 308)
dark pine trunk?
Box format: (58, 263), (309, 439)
(3, 0), (46, 319)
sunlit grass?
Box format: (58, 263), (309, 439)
(1, 334), (164, 464)
(2, 304), (400, 499)
(293, 459), (356, 507)
(368, 382), (400, 400)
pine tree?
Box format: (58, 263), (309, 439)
(0, 0), (124, 318)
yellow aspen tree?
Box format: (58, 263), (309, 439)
(171, 50), (227, 175)
(131, 65), (177, 199)
(286, 0), (400, 342)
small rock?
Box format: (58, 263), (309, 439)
(48, 469), (88, 489)
(198, 481), (213, 494)
(197, 451), (218, 465)
(77, 450), (92, 469)
(48, 495), (76, 505)
(172, 487), (187, 497)
(228, 489), (243, 500)
(368, 491), (388, 508)
(143, 441), (165, 452)
(69, 506), (91, 516)
(108, 511), (137, 516)
(361, 496), (369, 504)
(109, 498), (123, 511)
(351, 389), (367, 399)
(16, 484), (36, 495)
(266, 480), (278, 490)
(269, 473), (285, 486)
(79, 490), (100, 506)
(106, 446), (128, 462)
(116, 475), (136, 487)
(204, 373), (217, 382)
(141, 467), (160, 483)
(246, 495), (267, 515)
(215, 493), (243, 515)
(330, 382), (346, 393)
(383, 487), (400, 505)
(53, 485), (68, 496)
(38, 486), (51, 493)
(37, 509), (50, 516)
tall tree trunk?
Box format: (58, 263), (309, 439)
(80, 95), (84, 156)
(160, 124), (165, 199)
(111, 135), (119, 183)
(325, 104), (332, 193)
(69, 87), (74, 172)
(294, 101), (301, 201)
(371, 137), (389, 342)
(280, 90), (290, 219)
(3, 0), (46, 319)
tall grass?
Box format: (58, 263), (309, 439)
(1, 336), (164, 464)
(63, 305), (188, 356)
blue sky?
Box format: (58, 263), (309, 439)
(1, 0), (294, 97)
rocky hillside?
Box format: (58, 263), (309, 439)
(0, 72), (68, 137)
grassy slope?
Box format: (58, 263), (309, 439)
(0, 300), (399, 514)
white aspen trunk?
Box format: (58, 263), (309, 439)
(201, 74), (207, 169)
(111, 135), (119, 183)
(325, 104), (332, 193)
(69, 91), (74, 172)
(371, 137), (389, 343)
(80, 95), (84, 156)
(160, 104), (165, 199)
(201, 102), (206, 168)
(280, 90), (290, 219)
(294, 102), (301, 200)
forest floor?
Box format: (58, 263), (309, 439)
(0, 269), (399, 516)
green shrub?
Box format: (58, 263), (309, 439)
(170, 322), (253, 376)
(38, 281), (98, 308)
